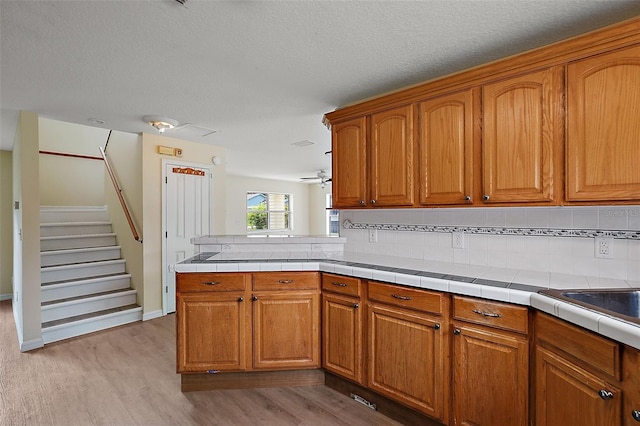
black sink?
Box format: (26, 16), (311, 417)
(538, 288), (640, 326)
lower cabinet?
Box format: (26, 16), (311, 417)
(176, 271), (320, 374)
(534, 312), (624, 426)
(451, 296), (529, 426)
(367, 281), (450, 423)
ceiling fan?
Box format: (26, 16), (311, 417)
(300, 170), (332, 188)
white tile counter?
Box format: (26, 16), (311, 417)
(175, 251), (640, 349)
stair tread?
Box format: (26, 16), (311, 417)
(41, 246), (121, 256)
(41, 258), (125, 270)
(41, 272), (131, 287)
(42, 288), (136, 306)
(42, 304), (141, 329)
(41, 233), (116, 240)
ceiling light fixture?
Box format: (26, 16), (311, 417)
(143, 115), (179, 134)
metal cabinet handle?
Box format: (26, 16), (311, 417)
(370, 199), (376, 205)
(359, 200), (365, 206)
(464, 195), (471, 201)
(391, 294), (412, 301)
(353, 303), (359, 309)
(203, 281), (221, 286)
(453, 328), (461, 335)
(252, 296), (258, 301)
(632, 410), (640, 422)
(483, 194), (490, 201)
(472, 309), (502, 318)
(598, 390), (614, 400)
(238, 297), (244, 302)
(332, 282), (348, 287)
(277, 280), (294, 284)
(434, 323), (440, 330)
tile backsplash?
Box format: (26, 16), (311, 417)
(339, 206), (640, 282)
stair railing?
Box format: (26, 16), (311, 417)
(100, 131), (142, 243)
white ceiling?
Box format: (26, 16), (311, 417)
(1, 0), (639, 182)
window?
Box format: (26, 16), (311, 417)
(326, 194), (340, 236)
(247, 192), (291, 232)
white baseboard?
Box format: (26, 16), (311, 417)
(20, 337), (44, 352)
(143, 310), (163, 321)
(0, 293), (12, 301)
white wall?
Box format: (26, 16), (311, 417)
(341, 206), (640, 282)
(225, 175), (311, 235)
(308, 183), (333, 235)
(38, 118), (109, 206)
(12, 111), (42, 351)
(1, 151), (13, 299)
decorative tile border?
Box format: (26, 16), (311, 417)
(342, 220), (640, 240)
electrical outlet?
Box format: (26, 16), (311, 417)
(452, 231), (465, 249)
(369, 229), (378, 243)
(595, 237), (613, 259)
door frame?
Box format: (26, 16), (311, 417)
(161, 158), (213, 315)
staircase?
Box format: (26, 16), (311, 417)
(40, 206), (142, 344)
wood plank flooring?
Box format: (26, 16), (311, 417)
(0, 301), (401, 426)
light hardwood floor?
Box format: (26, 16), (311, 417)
(0, 301), (402, 426)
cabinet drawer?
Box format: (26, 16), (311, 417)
(176, 272), (248, 292)
(252, 272), (320, 291)
(322, 273), (362, 298)
(535, 312), (620, 380)
(453, 296), (528, 334)
(368, 281), (445, 315)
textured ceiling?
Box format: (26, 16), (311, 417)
(1, 0), (639, 181)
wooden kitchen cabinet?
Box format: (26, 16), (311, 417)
(481, 66), (564, 204)
(176, 271), (320, 374)
(321, 273), (364, 384)
(370, 104), (416, 207)
(623, 347), (640, 426)
(451, 296), (529, 426)
(534, 312), (623, 426)
(566, 44), (640, 202)
(418, 89), (476, 205)
(176, 272), (250, 373)
(367, 282), (450, 423)
(331, 117), (368, 208)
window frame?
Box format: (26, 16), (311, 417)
(246, 191), (293, 234)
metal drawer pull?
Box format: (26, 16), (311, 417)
(277, 280), (294, 284)
(331, 282), (348, 287)
(632, 410), (640, 421)
(599, 390), (614, 400)
(472, 309), (502, 318)
(391, 294), (412, 301)
(353, 303), (359, 309)
(434, 323), (440, 330)
(203, 281), (221, 286)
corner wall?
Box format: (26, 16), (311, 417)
(1, 151), (13, 300)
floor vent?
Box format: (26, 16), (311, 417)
(350, 393), (377, 411)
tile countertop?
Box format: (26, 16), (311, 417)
(175, 251), (640, 350)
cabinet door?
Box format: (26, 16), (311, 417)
(322, 293), (363, 384)
(252, 292), (320, 370)
(418, 89), (475, 205)
(332, 117), (368, 208)
(482, 67), (563, 203)
(536, 347), (621, 426)
(567, 44), (640, 201)
(176, 292), (249, 373)
(452, 323), (528, 426)
(368, 303), (448, 422)
(370, 105), (415, 206)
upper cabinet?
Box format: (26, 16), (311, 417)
(332, 117), (368, 208)
(418, 89), (475, 205)
(370, 105), (415, 207)
(325, 18), (640, 208)
(481, 67), (564, 204)
(566, 44), (640, 202)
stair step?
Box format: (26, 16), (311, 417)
(41, 259), (126, 284)
(41, 246), (121, 267)
(40, 222), (113, 237)
(41, 233), (117, 251)
(40, 206), (109, 224)
(41, 273), (132, 303)
(41, 304), (143, 344)
(41, 288), (137, 323)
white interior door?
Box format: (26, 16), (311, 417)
(163, 161), (211, 314)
